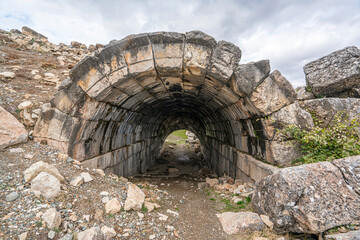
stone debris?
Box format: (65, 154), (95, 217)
(216, 211), (265, 234)
(124, 183), (145, 211)
(18, 101), (32, 110)
(101, 226), (116, 238)
(69, 175), (84, 186)
(144, 201), (161, 212)
(105, 198), (122, 214)
(77, 227), (105, 240)
(42, 208), (61, 229)
(23, 160), (64, 183)
(0, 71), (16, 79)
(5, 192), (19, 202)
(31, 172), (61, 199)
(158, 213), (168, 221)
(80, 172), (93, 182)
(47, 230), (56, 239)
(0, 106), (28, 150)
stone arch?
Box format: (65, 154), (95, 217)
(34, 31), (313, 181)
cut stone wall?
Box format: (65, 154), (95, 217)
(34, 31), (313, 181)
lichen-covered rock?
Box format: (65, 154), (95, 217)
(304, 46), (360, 97)
(252, 156), (360, 234)
(301, 98), (360, 127)
(0, 106), (28, 150)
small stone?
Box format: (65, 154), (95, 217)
(80, 172), (93, 182)
(60, 233), (73, 240)
(101, 226), (116, 238)
(57, 153), (68, 161)
(31, 69), (39, 75)
(83, 215), (90, 222)
(174, 230), (179, 238)
(42, 208), (61, 229)
(0, 71), (15, 79)
(24, 154), (34, 159)
(77, 227), (105, 240)
(95, 169), (105, 176)
(260, 215), (273, 229)
(18, 232), (28, 240)
(31, 172), (61, 199)
(216, 212), (265, 234)
(6, 192), (19, 202)
(149, 234), (155, 239)
(70, 175), (84, 186)
(137, 212), (144, 219)
(18, 101), (32, 110)
(33, 74), (42, 80)
(100, 191), (109, 196)
(158, 213), (168, 221)
(144, 201), (160, 212)
(197, 182), (209, 189)
(48, 230), (56, 239)
(105, 198), (122, 214)
(94, 209), (103, 221)
(10, 148), (24, 153)
(124, 183), (145, 211)
(166, 209), (179, 216)
(206, 178), (219, 188)
(102, 196), (110, 204)
(69, 212), (78, 222)
(168, 168), (179, 173)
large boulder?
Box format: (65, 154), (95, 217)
(22, 26), (48, 41)
(304, 46), (360, 97)
(252, 156), (360, 234)
(0, 106), (28, 149)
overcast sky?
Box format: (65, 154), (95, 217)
(1, 0), (360, 87)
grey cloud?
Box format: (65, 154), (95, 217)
(0, 0), (359, 87)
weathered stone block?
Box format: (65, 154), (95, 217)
(304, 46), (360, 97)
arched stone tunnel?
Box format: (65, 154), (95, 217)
(34, 31), (314, 181)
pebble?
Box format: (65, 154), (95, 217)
(47, 230), (56, 239)
(6, 192), (19, 202)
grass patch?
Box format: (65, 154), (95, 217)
(170, 130), (187, 139)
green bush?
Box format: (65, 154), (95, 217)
(282, 112), (360, 165)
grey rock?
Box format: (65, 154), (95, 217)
(48, 230), (56, 239)
(231, 60), (270, 96)
(10, 29), (22, 34)
(325, 230), (360, 240)
(216, 211), (265, 234)
(301, 98), (360, 128)
(60, 233), (73, 240)
(6, 192), (19, 202)
(252, 156), (360, 234)
(304, 46), (360, 97)
(270, 70), (297, 103)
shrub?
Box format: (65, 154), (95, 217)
(282, 111), (360, 165)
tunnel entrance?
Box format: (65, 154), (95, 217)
(34, 31), (306, 182)
(139, 129), (212, 179)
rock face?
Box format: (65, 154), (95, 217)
(124, 183), (145, 211)
(23, 161), (64, 183)
(22, 26), (48, 41)
(31, 172), (61, 199)
(0, 106), (28, 150)
(304, 46), (360, 97)
(216, 212), (265, 234)
(252, 156), (360, 234)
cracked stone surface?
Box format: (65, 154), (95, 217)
(252, 155), (360, 234)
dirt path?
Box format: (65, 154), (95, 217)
(134, 143), (233, 240)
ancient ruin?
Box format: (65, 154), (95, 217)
(33, 31), (316, 181)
